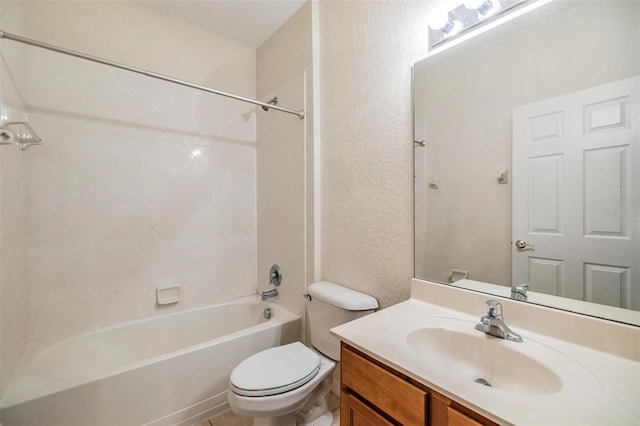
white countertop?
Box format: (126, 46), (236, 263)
(331, 280), (640, 426)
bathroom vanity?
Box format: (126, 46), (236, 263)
(331, 280), (640, 426)
(340, 342), (496, 425)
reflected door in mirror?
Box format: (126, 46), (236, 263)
(512, 76), (639, 310)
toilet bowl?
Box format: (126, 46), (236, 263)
(228, 342), (335, 426)
(228, 281), (378, 426)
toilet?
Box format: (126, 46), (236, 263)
(227, 281), (378, 426)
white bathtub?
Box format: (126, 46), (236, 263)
(0, 296), (300, 426)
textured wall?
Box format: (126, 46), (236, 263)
(20, 1), (258, 340)
(319, 1), (431, 308)
(257, 2), (313, 342)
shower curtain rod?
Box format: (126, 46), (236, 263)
(0, 30), (305, 119)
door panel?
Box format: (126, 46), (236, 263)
(584, 263), (631, 308)
(528, 257), (564, 296)
(513, 76), (639, 310)
(584, 146), (627, 236)
(529, 155), (563, 233)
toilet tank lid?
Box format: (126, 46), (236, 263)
(308, 281), (378, 311)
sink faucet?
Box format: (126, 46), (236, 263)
(475, 300), (523, 342)
(261, 289), (278, 301)
(511, 282), (532, 301)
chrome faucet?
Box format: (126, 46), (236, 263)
(511, 282), (532, 301)
(261, 289), (278, 301)
(475, 300), (523, 342)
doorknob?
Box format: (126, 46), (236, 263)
(514, 239), (534, 249)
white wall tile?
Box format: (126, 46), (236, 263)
(28, 307), (73, 341)
(24, 48), (258, 340)
(28, 272), (65, 309)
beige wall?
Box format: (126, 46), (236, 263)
(318, 0), (431, 308)
(256, 2), (314, 342)
(22, 0), (255, 97)
(415, 0), (640, 286)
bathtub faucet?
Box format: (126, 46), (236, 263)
(261, 289), (278, 301)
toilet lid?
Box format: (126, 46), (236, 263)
(230, 342), (321, 397)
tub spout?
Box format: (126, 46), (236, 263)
(261, 289), (278, 301)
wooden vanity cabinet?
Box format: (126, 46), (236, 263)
(340, 343), (498, 426)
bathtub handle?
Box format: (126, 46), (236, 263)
(269, 265), (282, 287)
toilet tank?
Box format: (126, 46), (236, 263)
(307, 281), (378, 361)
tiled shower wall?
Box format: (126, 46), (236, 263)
(24, 47), (258, 340)
(0, 0), (30, 398)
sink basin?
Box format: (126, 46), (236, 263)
(331, 294), (631, 425)
(406, 326), (562, 395)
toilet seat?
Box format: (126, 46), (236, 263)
(230, 342), (321, 397)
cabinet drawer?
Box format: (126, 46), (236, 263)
(447, 407), (483, 426)
(341, 344), (426, 425)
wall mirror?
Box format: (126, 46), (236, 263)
(413, 0), (639, 325)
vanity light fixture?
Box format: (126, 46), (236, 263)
(428, 0), (526, 49)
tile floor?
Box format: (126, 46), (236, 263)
(199, 406), (340, 426)
(198, 409), (251, 426)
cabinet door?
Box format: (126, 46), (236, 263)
(341, 345), (426, 425)
(341, 390), (395, 426)
(447, 407), (483, 426)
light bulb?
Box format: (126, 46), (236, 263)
(427, 8), (450, 30)
(464, 0), (501, 18)
(463, 0), (486, 9)
(479, 0), (501, 18)
(428, 8), (462, 36)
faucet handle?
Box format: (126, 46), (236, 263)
(514, 282), (533, 291)
(511, 282), (533, 301)
(269, 265), (282, 286)
(485, 300), (503, 318)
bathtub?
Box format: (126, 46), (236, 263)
(0, 296), (300, 426)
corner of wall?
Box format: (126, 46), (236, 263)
(256, 2), (314, 344)
(0, 0), (30, 400)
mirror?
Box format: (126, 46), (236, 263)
(414, 0), (640, 325)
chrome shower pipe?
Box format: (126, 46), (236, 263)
(0, 30), (305, 120)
